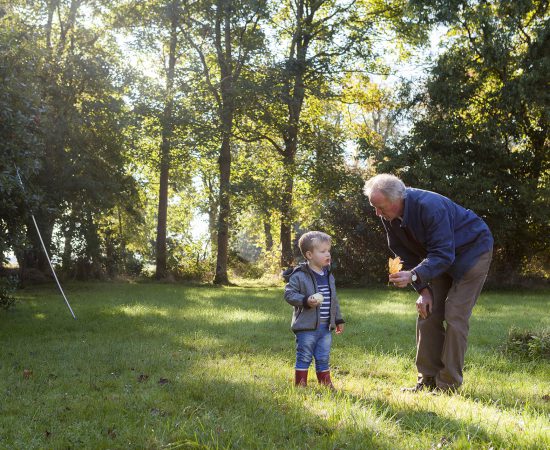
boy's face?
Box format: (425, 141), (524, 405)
(306, 241), (331, 268)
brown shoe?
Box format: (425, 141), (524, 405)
(401, 376), (436, 393)
(295, 369), (308, 387)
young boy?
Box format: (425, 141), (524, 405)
(283, 231), (345, 388)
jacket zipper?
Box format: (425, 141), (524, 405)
(327, 269), (334, 328)
(305, 266), (320, 330)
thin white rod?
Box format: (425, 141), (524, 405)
(14, 165), (76, 319)
(30, 214), (76, 319)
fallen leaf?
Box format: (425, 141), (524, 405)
(44, 430), (51, 439)
(23, 369), (33, 379)
(158, 377), (170, 385)
(137, 374), (149, 383)
(388, 256), (403, 275)
(150, 407), (166, 417)
(542, 394), (550, 402)
(107, 428), (117, 439)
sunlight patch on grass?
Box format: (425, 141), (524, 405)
(199, 307), (277, 324)
(340, 380), (550, 448)
(351, 300), (415, 317)
(115, 304), (171, 318)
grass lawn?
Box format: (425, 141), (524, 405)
(0, 282), (549, 449)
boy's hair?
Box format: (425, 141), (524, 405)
(298, 231), (331, 258)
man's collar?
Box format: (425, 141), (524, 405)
(401, 190), (411, 226)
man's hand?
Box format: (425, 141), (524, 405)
(389, 270), (412, 288)
(335, 323), (344, 334)
(416, 288), (433, 319)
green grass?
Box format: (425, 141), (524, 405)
(0, 282), (549, 449)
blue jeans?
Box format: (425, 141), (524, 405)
(295, 322), (332, 372)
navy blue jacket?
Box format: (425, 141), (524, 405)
(382, 188), (493, 292)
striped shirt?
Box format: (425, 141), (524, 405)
(312, 268), (331, 321)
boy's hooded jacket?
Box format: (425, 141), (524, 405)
(283, 263), (344, 332)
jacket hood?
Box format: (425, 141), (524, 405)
(282, 262), (331, 282)
(282, 262), (307, 282)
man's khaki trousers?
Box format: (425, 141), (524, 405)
(416, 250), (493, 389)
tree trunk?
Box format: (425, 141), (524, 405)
(155, 9), (178, 280)
(202, 173), (218, 253)
(280, 161), (295, 267)
(213, 126), (232, 284)
(45, 0), (57, 49)
(279, 0), (310, 268)
(213, 1), (235, 285)
(117, 206), (126, 273)
(20, 213), (55, 282)
(264, 216), (273, 251)
(62, 217), (75, 274)
(85, 211), (103, 279)
(208, 197), (218, 253)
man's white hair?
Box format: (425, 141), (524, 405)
(363, 174), (407, 202)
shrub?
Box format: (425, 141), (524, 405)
(0, 275), (18, 310)
(166, 238), (214, 282)
(505, 327), (550, 360)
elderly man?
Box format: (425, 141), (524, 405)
(364, 174), (493, 392)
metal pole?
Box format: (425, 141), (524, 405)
(14, 166), (77, 319)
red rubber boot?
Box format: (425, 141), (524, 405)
(316, 370), (335, 390)
(295, 369), (308, 387)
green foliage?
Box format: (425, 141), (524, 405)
(313, 168), (390, 285)
(505, 327), (550, 360)
(0, 275), (18, 310)
(1, 2), (141, 279)
(2, 1), (547, 284)
(0, 13), (42, 259)
(375, 0), (550, 282)
(166, 237), (214, 282)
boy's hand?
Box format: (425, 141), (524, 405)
(335, 323), (344, 334)
(307, 296), (319, 307)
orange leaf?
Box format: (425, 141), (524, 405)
(388, 257), (403, 275)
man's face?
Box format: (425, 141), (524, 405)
(306, 242), (331, 268)
(369, 191), (404, 221)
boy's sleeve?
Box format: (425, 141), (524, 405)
(284, 273), (311, 308)
(334, 292), (345, 325)
(331, 275), (344, 324)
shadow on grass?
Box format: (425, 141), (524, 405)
(6, 283), (550, 422)
(93, 302), (549, 417)
(119, 373), (401, 449)
(341, 390), (495, 447)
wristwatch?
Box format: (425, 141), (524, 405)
(411, 271), (418, 283)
